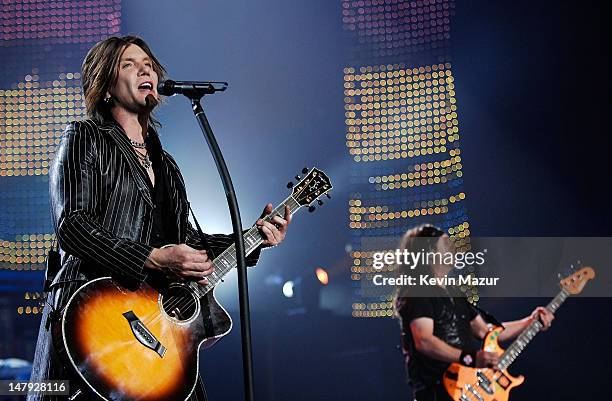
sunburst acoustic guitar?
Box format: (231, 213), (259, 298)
(54, 167), (332, 401)
(443, 266), (596, 401)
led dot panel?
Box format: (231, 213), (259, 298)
(0, 0), (121, 47)
(1, 176), (50, 227)
(17, 291), (45, 316)
(348, 188), (469, 235)
(0, 234), (54, 271)
(23, 291), (44, 300)
(0, 72), (85, 177)
(349, 227), (470, 285)
(352, 302), (395, 318)
(344, 63), (459, 163)
(0, 1), (119, 295)
(348, 191), (465, 229)
(342, 0), (454, 61)
(17, 306), (43, 315)
(345, 63), (472, 314)
(367, 151), (462, 190)
(341, 1), (472, 316)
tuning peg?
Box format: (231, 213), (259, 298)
(317, 199), (323, 206)
(302, 167), (308, 174)
(308, 205), (316, 213)
(287, 181), (294, 189)
(295, 175), (301, 181)
(326, 193), (331, 199)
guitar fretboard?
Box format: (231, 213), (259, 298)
(497, 288), (569, 370)
(187, 195), (302, 297)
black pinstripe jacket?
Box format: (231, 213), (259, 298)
(29, 118), (259, 400)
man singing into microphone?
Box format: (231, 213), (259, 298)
(29, 35), (291, 401)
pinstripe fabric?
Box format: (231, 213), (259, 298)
(28, 118), (260, 401)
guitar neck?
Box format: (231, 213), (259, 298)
(497, 288), (569, 370)
(190, 195), (302, 297)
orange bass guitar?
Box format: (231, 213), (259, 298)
(443, 267), (595, 401)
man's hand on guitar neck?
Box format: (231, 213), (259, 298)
(529, 306), (554, 331)
(142, 203), (292, 286)
(146, 244), (213, 286)
(256, 203), (292, 248)
(471, 306), (554, 342)
(496, 306), (554, 341)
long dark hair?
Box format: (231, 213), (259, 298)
(393, 224), (445, 316)
(81, 35), (166, 126)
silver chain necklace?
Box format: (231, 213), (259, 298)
(135, 150), (152, 169)
(129, 137), (151, 169)
(130, 139), (147, 149)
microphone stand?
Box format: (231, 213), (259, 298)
(176, 84), (255, 401)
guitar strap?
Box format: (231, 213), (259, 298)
(188, 202), (215, 259)
(470, 302), (504, 328)
(44, 237), (61, 292)
(42, 238), (90, 330)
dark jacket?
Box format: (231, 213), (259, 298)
(28, 118), (260, 401)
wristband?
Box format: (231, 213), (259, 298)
(459, 350), (476, 367)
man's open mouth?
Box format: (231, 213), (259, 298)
(138, 82), (154, 91)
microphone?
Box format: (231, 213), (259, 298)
(145, 94), (159, 109)
(157, 80), (228, 96)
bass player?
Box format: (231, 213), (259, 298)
(394, 225), (553, 401)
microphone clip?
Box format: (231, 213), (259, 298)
(157, 80), (228, 99)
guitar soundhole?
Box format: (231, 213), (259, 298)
(159, 284), (199, 323)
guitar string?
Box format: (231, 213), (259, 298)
(140, 172), (328, 326)
(460, 288), (570, 397)
(139, 200), (300, 327)
(138, 179), (315, 326)
(144, 230), (263, 326)
(140, 204), (290, 327)
(140, 177), (325, 327)
(140, 207), (283, 327)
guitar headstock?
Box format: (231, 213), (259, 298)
(559, 266), (595, 295)
(289, 167), (332, 212)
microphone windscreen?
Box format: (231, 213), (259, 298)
(157, 80), (175, 96)
(145, 94), (159, 108)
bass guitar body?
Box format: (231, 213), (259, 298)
(56, 277), (231, 401)
(443, 327), (524, 401)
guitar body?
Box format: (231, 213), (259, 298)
(443, 327), (524, 401)
(55, 277), (232, 401)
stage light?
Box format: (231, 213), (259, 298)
(345, 64), (458, 163)
(1, 72), (86, 177)
(315, 268), (329, 286)
(344, 62), (472, 317)
(0, 0), (121, 46)
(282, 281), (294, 298)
